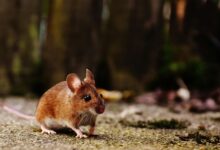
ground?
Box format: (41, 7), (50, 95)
(0, 97), (220, 150)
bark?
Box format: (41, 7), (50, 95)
(105, 0), (163, 91)
(0, 0), (40, 95)
(43, 0), (103, 88)
(184, 0), (220, 89)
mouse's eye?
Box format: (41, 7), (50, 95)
(83, 94), (91, 102)
(100, 94), (103, 98)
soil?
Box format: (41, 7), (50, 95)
(0, 97), (220, 150)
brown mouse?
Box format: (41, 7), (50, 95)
(1, 69), (105, 138)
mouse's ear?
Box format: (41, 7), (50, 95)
(84, 68), (95, 85)
(66, 73), (81, 92)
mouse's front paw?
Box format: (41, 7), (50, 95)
(76, 133), (88, 138)
(75, 131), (88, 138)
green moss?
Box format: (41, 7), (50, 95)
(0, 69), (11, 95)
(29, 16), (40, 64)
(178, 131), (220, 144)
(120, 119), (190, 129)
(119, 120), (148, 128)
(12, 54), (21, 75)
(211, 117), (220, 122)
(147, 119), (190, 129)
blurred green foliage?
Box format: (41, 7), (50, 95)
(0, 0), (220, 96)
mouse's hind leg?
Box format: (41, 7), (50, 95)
(40, 124), (56, 134)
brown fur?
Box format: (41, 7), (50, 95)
(1, 69), (103, 137)
(35, 69), (105, 134)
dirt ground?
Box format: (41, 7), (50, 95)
(0, 97), (220, 150)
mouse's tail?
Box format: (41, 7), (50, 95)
(1, 104), (35, 120)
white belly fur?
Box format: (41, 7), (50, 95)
(44, 118), (69, 129)
(44, 110), (97, 129)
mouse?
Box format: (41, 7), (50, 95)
(1, 69), (105, 138)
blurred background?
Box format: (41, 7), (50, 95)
(0, 0), (220, 99)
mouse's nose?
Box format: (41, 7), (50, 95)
(95, 99), (105, 114)
(95, 105), (105, 114)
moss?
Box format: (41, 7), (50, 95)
(211, 117), (220, 122)
(177, 131), (220, 144)
(0, 69), (11, 95)
(12, 54), (22, 76)
(119, 120), (148, 128)
(120, 119), (190, 129)
(147, 119), (190, 129)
